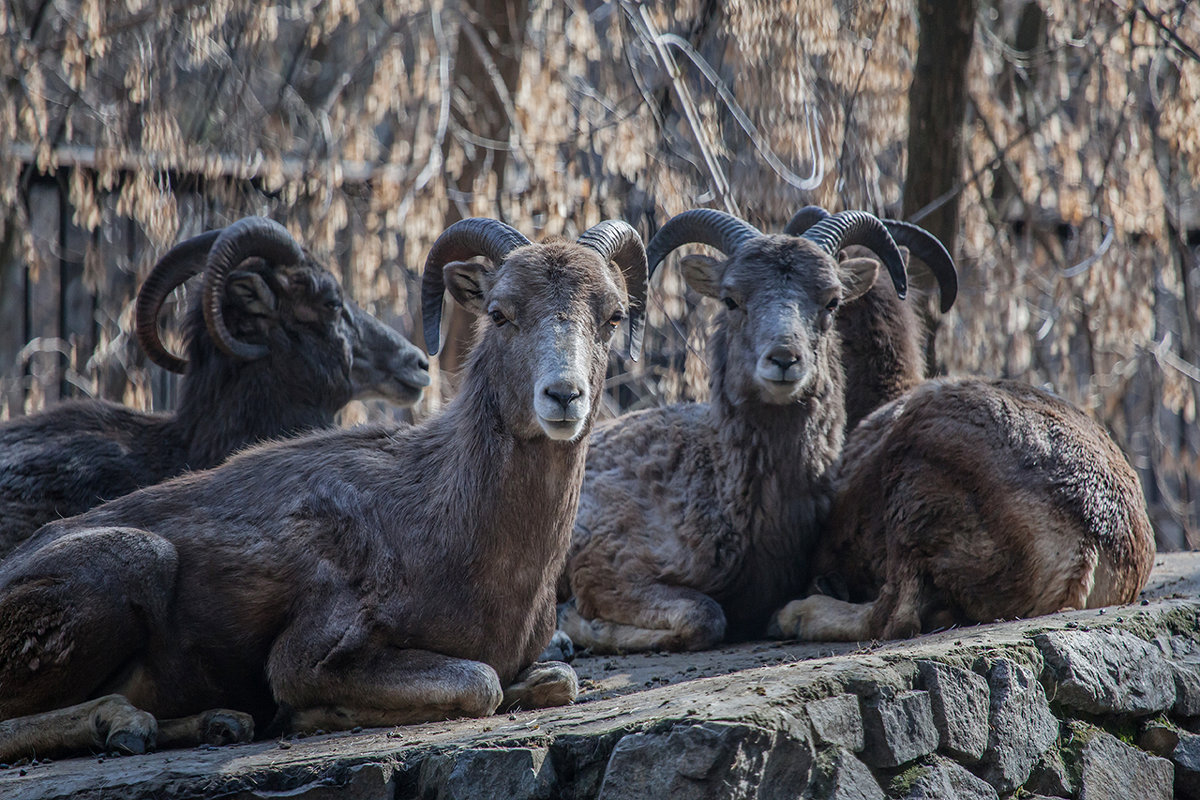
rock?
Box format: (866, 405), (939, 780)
(1025, 747), (1075, 798)
(596, 721), (812, 799)
(1172, 661), (1200, 717)
(1138, 721), (1180, 757)
(1062, 722), (1173, 800)
(1171, 729), (1200, 800)
(888, 756), (998, 800)
(233, 764), (394, 800)
(978, 659), (1059, 793)
(859, 689), (937, 768)
(915, 660), (989, 761)
(418, 747), (557, 800)
(806, 695), (864, 752)
(806, 747), (884, 800)
(1035, 630), (1176, 716)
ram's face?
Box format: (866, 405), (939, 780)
(445, 242), (629, 441)
(681, 236), (878, 405)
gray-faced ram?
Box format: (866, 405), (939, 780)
(0, 217), (646, 761)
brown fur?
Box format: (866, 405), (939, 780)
(836, 247), (926, 431)
(562, 235), (884, 653)
(771, 378), (1156, 641)
(0, 237), (633, 761)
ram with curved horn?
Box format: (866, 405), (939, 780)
(0, 217), (646, 761)
(0, 216), (430, 559)
(560, 208), (911, 653)
(786, 205), (959, 429)
(770, 377), (1155, 642)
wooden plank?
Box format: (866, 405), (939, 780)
(27, 181), (62, 409)
(0, 206), (27, 417)
(59, 180), (94, 399)
(94, 193), (140, 402)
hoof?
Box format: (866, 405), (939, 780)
(538, 630), (575, 663)
(502, 661), (579, 711)
(106, 729), (152, 755)
(200, 710), (255, 745)
(768, 599), (806, 640)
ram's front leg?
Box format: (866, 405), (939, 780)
(269, 637), (505, 732)
(501, 661), (578, 712)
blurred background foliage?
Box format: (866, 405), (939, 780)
(1, 0), (1198, 546)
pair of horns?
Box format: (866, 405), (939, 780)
(646, 208), (911, 301)
(785, 205), (958, 313)
(135, 217), (303, 373)
(421, 218), (649, 360)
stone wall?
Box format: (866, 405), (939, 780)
(3, 596), (1200, 800)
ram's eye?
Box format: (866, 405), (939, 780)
(722, 297), (738, 311)
(607, 310), (625, 328)
(825, 297), (840, 312)
(489, 310), (509, 327)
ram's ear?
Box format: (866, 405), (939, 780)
(227, 270), (279, 317)
(837, 257), (880, 304)
(444, 260), (490, 315)
(679, 254), (723, 299)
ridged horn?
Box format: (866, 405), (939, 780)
(787, 208), (954, 311)
(134, 229), (222, 373)
(645, 209), (763, 286)
(800, 211), (908, 299)
(202, 217), (303, 361)
(576, 220), (649, 361)
(421, 218), (531, 356)
(875, 219), (957, 313)
(783, 205), (831, 236)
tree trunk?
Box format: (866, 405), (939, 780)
(902, 0), (977, 374)
(437, 0), (531, 380)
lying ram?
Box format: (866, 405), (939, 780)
(769, 211), (1153, 641)
(561, 208), (914, 653)
(0, 216), (429, 557)
(770, 377), (1155, 640)
(0, 217), (646, 761)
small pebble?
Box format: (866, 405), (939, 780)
(1141, 599), (1150, 606)
(351, 726), (363, 734)
(278, 742), (292, 750)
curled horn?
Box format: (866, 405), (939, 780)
(135, 229), (222, 373)
(421, 218), (531, 356)
(576, 220), (649, 361)
(645, 209), (763, 285)
(800, 211), (908, 299)
(787, 207), (956, 313)
(203, 217), (304, 361)
(875, 219), (957, 313)
(783, 205), (831, 236)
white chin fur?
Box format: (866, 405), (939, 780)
(539, 417), (585, 441)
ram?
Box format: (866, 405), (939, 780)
(560, 209), (908, 653)
(770, 381), (1154, 641)
(0, 217), (646, 761)
(0, 216), (429, 557)
(785, 205), (957, 431)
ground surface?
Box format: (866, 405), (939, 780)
(1, 551), (1197, 799)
